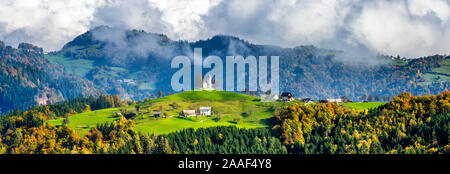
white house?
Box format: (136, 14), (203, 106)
(326, 99), (343, 103)
(183, 110), (196, 117)
(199, 106), (212, 116)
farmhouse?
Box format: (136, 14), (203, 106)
(153, 111), (162, 118)
(199, 106), (212, 116)
(327, 99), (343, 103)
(319, 99), (343, 103)
(183, 110), (196, 117)
(280, 92), (295, 101)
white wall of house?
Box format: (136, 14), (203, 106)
(183, 110), (196, 116)
(200, 109), (211, 115)
(199, 107), (212, 116)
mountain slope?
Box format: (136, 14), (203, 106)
(0, 41), (104, 113)
(45, 26), (449, 102)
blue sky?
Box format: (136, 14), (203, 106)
(0, 0), (448, 58)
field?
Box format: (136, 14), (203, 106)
(420, 59), (450, 85)
(47, 90), (388, 136)
(432, 59), (450, 75)
(340, 102), (386, 110)
(45, 53), (95, 76)
(47, 90), (281, 135)
(45, 53), (132, 78)
(47, 107), (125, 135)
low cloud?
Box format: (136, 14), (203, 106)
(0, 0), (448, 58)
(90, 26), (191, 66)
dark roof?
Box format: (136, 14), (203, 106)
(319, 99), (329, 103)
(281, 92), (294, 97)
(301, 98), (312, 102)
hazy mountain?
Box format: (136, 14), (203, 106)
(44, 26), (449, 102)
(0, 41), (104, 113)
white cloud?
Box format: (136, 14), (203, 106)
(0, 0), (104, 51)
(147, 0), (221, 40)
(273, 0), (351, 45)
(0, 0), (448, 58)
(90, 0), (165, 32)
(349, 0), (449, 57)
(408, 0), (449, 21)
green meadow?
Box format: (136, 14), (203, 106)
(45, 53), (95, 77)
(420, 59), (450, 85)
(48, 90), (281, 136)
(47, 90), (388, 136)
(340, 102), (386, 110)
(432, 59), (450, 75)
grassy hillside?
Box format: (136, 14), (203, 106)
(45, 53), (95, 77)
(421, 59), (450, 85)
(340, 102), (386, 110)
(47, 90), (387, 136)
(48, 90), (282, 135)
(433, 59), (450, 74)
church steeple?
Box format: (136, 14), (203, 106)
(202, 74), (213, 90)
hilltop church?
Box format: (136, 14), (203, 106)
(201, 74), (215, 90)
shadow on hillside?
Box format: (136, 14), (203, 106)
(227, 121), (238, 124)
(173, 116), (197, 122)
(259, 117), (275, 126)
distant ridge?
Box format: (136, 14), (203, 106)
(23, 26), (450, 106)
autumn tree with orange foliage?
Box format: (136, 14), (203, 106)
(273, 91), (449, 154)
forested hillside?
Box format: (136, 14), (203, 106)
(0, 41), (103, 113)
(0, 91), (447, 154)
(46, 26), (449, 102)
(273, 91), (449, 154)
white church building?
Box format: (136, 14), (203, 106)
(202, 74), (214, 90)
